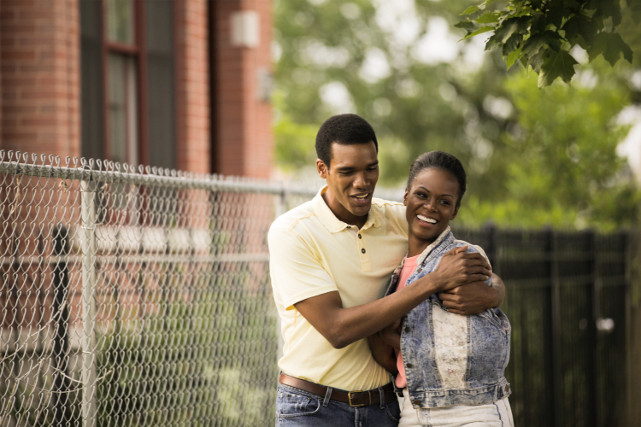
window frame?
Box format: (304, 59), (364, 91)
(101, 0), (148, 166)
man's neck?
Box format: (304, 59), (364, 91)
(321, 190), (368, 229)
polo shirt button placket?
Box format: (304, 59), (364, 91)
(356, 230), (371, 271)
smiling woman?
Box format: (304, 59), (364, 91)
(369, 150), (514, 427)
(403, 151), (467, 257)
(404, 167), (460, 257)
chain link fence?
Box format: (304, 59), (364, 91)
(1, 150), (638, 426)
(0, 150), (320, 426)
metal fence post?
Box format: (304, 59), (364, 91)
(623, 231), (636, 426)
(587, 229), (599, 426)
(80, 178), (97, 427)
(482, 222), (497, 267)
(52, 224), (70, 423)
(276, 187), (288, 217)
(546, 226), (563, 427)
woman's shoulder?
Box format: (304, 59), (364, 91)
(451, 237), (488, 259)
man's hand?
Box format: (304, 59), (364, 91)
(368, 320), (401, 374)
(376, 319), (401, 348)
(428, 246), (492, 293)
(439, 273), (505, 315)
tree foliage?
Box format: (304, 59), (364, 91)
(457, 63), (641, 230)
(274, 0), (513, 186)
(457, 0), (638, 86)
(274, 0), (641, 230)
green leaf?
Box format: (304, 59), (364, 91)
(576, 12), (598, 44)
(505, 45), (522, 69)
(455, 20), (478, 33)
(528, 51), (546, 72)
(504, 32), (523, 53)
(476, 11), (501, 24)
(547, 2), (566, 27)
(598, 0), (622, 26)
(539, 49), (578, 86)
(522, 31), (560, 58)
(492, 17), (521, 43)
(562, 14), (583, 44)
(465, 25), (496, 41)
(461, 5), (480, 16)
(589, 31), (634, 65)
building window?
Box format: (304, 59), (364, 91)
(81, 0), (175, 169)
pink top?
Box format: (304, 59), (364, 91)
(394, 254), (420, 388)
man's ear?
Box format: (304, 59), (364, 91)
(317, 159), (328, 179)
(403, 189), (409, 206)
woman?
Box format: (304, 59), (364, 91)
(369, 151), (513, 426)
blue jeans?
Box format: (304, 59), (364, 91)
(275, 384), (400, 427)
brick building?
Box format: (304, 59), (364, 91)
(0, 0), (274, 178)
(1, 2), (277, 422)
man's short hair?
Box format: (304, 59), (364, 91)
(315, 114), (379, 168)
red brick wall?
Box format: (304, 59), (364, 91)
(0, 0), (80, 157)
(0, 0), (273, 178)
(212, 0), (273, 179)
(175, 0), (210, 175)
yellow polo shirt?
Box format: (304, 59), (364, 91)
(268, 186), (407, 391)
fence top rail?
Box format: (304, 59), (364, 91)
(0, 150), (317, 197)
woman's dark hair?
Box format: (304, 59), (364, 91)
(315, 114), (378, 168)
(406, 151), (467, 207)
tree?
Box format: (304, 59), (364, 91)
(457, 0), (639, 86)
(274, 0), (641, 230)
(274, 0), (514, 188)
(457, 61), (641, 229)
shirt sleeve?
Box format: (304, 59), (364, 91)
(268, 220), (338, 310)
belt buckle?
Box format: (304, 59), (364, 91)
(348, 390), (367, 407)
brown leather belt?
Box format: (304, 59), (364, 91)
(279, 373), (397, 407)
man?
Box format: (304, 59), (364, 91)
(268, 114), (503, 426)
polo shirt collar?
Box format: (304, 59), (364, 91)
(313, 185), (381, 233)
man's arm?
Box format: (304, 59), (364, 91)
(294, 247), (491, 348)
(438, 273), (505, 315)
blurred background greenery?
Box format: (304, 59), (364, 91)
(272, 0), (641, 231)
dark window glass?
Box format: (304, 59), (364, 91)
(80, 0), (175, 168)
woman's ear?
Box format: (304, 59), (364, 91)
(403, 189), (408, 206)
(451, 204), (460, 219)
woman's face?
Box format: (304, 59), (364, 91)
(404, 167), (460, 245)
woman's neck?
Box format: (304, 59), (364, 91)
(407, 236), (434, 258)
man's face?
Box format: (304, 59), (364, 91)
(317, 141), (379, 228)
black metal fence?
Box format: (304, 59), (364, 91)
(455, 224), (640, 427)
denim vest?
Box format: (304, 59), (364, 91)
(386, 229), (511, 408)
